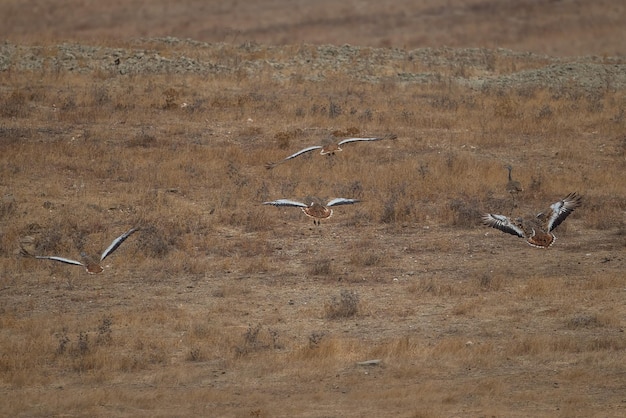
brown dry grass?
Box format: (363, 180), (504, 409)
(1, 4), (626, 417)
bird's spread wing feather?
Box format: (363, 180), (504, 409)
(265, 146), (323, 169)
(337, 137), (382, 145)
(546, 192), (582, 232)
(281, 145), (323, 160)
(326, 198), (360, 207)
(482, 214), (526, 238)
(35, 256), (84, 266)
(337, 133), (397, 145)
(263, 199), (308, 208)
(100, 228), (138, 261)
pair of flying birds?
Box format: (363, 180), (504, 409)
(263, 134), (397, 225)
(265, 192), (583, 249)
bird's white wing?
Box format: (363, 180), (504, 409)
(326, 198), (360, 207)
(337, 134), (397, 145)
(546, 192), (582, 232)
(263, 199), (308, 208)
(337, 137), (382, 146)
(265, 146), (323, 169)
(100, 228), (138, 261)
(35, 255), (84, 266)
(482, 214), (526, 238)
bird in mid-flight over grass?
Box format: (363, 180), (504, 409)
(36, 227), (138, 274)
(482, 192), (582, 248)
(265, 134), (397, 169)
(263, 198), (360, 225)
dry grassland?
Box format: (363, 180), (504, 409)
(2, 0), (626, 57)
(1, 2), (626, 416)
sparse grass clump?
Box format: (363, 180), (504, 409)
(235, 324), (283, 357)
(476, 272), (503, 291)
(324, 290), (360, 319)
(308, 331), (327, 348)
(350, 250), (383, 267)
(1, 90), (29, 118)
(448, 195), (483, 228)
(308, 258), (333, 276)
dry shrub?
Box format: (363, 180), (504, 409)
(429, 337), (468, 358)
(378, 182), (416, 224)
(581, 195), (626, 230)
(89, 83), (110, 107)
(126, 131), (158, 148)
(234, 324), (282, 357)
(184, 322), (216, 362)
(372, 336), (422, 360)
(417, 279), (457, 297)
(481, 194), (517, 217)
(272, 128), (304, 149)
(135, 224), (174, 258)
(567, 311), (621, 329)
(331, 126), (360, 137)
(452, 299), (481, 316)
(567, 314), (600, 329)
(1, 90), (28, 118)
(236, 125), (263, 142)
(476, 271), (504, 291)
(163, 87), (179, 109)
(506, 333), (626, 356)
(213, 235), (272, 258)
(186, 347), (205, 362)
(0, 126), (33, 144)
(581, 273), (625, 291)
(307, 331), (327, 349)
(30, 219), (100, 256)
(0, 193), (17, 220)
(324, 289), (360, 319)
(226, 206), (273, 233)
(292, 335), (365, 364)
(349, 250), (384, 267)
(307, 258), (333, 277)
(521, 277), (552, 297)
(48, 315), (172, 375)
(241, 256), (271, 274)
(95, 316), (113, 346)
(448, 195), (483, 228)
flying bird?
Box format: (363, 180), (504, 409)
(265, 134), (396, 169)
(263, 198), (360, 225)
(36, 228), (138, 274)
(482, 192), (581, 248)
